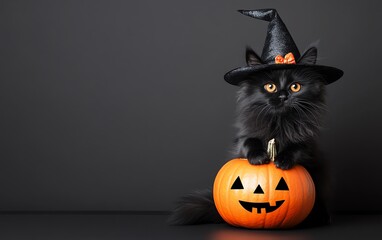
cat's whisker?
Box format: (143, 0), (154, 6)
(295, 103), (322, 128)
(239, 103), (263, 117)
(298, 103), (321, 121)
(298, 100), (327, 112)
(290, 106), (307, 125)
(255, 105), (269, 125)
(291, 103), (318, 125)
(263, 106), (275, 125)
(293, 107), (311, 125)
(289, 105), (321, 138)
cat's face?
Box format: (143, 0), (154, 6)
(238, 69), (326, 116)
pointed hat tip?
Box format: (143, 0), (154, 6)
(237, 9), (250, 15)
(237, 9), (278, 22)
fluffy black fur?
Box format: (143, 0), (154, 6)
(168, 47), (331, 227)
(234, 67), (326, 170)
(166, 189), (225, 225)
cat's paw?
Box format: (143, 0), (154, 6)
(274, 153), (295, 170)
(247, 151), (270, 165)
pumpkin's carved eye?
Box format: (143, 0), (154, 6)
(231, 176), (244, 189)
(275, 177), (289, 190)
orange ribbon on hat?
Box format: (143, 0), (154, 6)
(275, 52), (296, 64)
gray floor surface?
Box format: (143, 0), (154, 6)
(0, 213), (381, 240)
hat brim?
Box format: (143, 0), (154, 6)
(224, 64), (343, 85)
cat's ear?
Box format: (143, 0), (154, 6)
(298, 47), (317, 64)
(246, 47), (263, 66)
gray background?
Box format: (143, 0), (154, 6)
(0, 0), (381, 212)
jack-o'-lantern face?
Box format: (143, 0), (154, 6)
(230, 176), (289, 214)
(213, 159), (315, 229)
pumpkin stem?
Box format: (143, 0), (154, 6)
(267, 138), (277, 162)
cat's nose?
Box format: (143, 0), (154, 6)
(278, 91), (288, 101)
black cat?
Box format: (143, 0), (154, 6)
(167, 46), (332, 227)
(235, 47), (325, 170)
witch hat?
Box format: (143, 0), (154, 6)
(224, 9), (343, 85)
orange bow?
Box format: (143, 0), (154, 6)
(275, 52), (296, 64)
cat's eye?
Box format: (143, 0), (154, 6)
(264, 83), (277, 93)
(290, 83), (301, 92)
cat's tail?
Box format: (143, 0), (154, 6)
(167, 188), (224, 225)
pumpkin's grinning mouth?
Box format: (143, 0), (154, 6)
(239, 200), (285, 213)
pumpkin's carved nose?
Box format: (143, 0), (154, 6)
(254, 184), (264, 194)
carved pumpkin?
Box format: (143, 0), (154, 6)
(213, 158), (315, 229)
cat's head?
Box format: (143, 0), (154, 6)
(236, 47), (327, 140)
